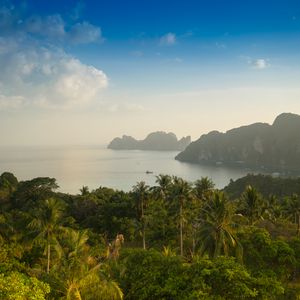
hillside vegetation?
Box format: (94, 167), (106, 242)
(1, 172), (300, 299)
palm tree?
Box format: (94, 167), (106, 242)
(239, 185), (263, 225)
(194, 177), (215, 201)
(162, 245), (176, 257)
(51, 229), (123, 300)
(28, 198), (66, 273)
(155, 174), (172, 201)
(262, 195), (281, 221)
(198, 191), (241, 259)
(171, 176), (192, 256)
(132, 181), (149, 249)
(283, 194), (300, 236)
(80, 186), (89, 196)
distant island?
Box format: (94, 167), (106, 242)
(176, 113), (300, 173)
(108, 131), (191, 151)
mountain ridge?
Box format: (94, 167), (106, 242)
(108, 131), (191, 151)
(175, 113), (300, 173)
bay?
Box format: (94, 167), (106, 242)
(0, 145), (254, 194)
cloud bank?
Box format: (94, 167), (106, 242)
(0, 2), (107, 110)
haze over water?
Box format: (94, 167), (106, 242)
(0, 145), (253, 194)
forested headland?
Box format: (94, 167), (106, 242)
(1, 171), (300, 299)
(176, 113), (300, 174)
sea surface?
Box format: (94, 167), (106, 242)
(0, 145), (256, 194)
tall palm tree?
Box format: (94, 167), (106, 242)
(155, 174), (172, 201)
(239, 185), (263, 225)
(283, 194), (300, 236)
(198, 191), (241, 259)
(132, 181), (149, 249)
(194, 177), (215, 201)
(171, 176), (192, 256)
(28, 198), (66, 273)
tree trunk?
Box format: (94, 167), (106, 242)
(297, 214), (300, 237)
(192, 227), (196, 255)
(141, 196), (146, 250)
(75, 289), (82, 300)
(47, 238), (50, 274)
(180, 201), (183, 256)
(249, 211), (254, 226)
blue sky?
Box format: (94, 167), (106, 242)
(0, 0), (300, 145)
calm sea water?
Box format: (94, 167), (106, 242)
(0, 145), (254, 194)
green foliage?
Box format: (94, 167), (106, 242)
(0, 272), (50, 300)
(194, 176), (215, 200)
(198, 191), (241, 259)
(283, 194), (300, 236)
(28, 198), (67, 273)
(224, 174), (300, 199)
(115, 248), (198, 300)
(115, 249), (284, 299)
(0, 172), (18, 211)
(2, 171), (300, 299)
(239, 185), (264, 225)
(0, 172), (18, 190)
(191, 256), (284, 299)
(69, 188), (135, 241)
(46, 229), (123, 299)
(132, 181), (150, 249)
(12, 177), (58, 210)
(238, 227), (296, 281)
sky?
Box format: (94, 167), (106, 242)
(0, 0), (300, 146)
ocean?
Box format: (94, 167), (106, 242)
(0, 145), (253, 194)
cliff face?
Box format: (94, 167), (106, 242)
(108, 131), (191, 151)
(175, 113), (300, 172)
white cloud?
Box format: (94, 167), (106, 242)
(25, 15), (102, 45)
(68, 22), (101, 44)
(52, 58), (108, 107)
(0, 40), (108, 109)
(252, 58), (269, 70)
(0, 2), (108, 110)
(26, 14), (66, 39)
(0, 3), (102, 45)
(159, 32), (176, 46)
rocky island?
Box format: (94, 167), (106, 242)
(108, 131), (191, 151)
(175, 113), (300, 173)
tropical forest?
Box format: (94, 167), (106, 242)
(1, 172), (300, 299)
